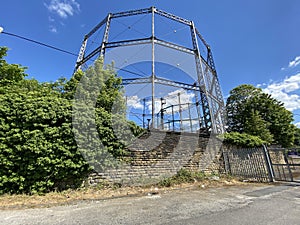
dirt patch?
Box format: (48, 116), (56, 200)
(0, 178), (254, 210)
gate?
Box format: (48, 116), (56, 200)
(268, 147), (300, 182)
(222, 147), (273, 182)
(267, 147), (293, 182)
(287, 148), (300, 182)
(222, 146), (300, 183)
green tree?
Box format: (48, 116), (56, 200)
(63, 69), (84, 99)
(244, 110), (273, 144)
(0, 47), (27, 84)
(72, 58), (144, 173)
(0, 47), (143, 194)
(0, 79), (91, 194)
(222, 132), (266, 148)
(0, 47), (90, 194)
(226, 84), (295, 147)
(294, 126), (300, 147)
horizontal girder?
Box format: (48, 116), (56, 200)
(155, 38), (194, 54)
(108, 7), (192, 26)
(111, 7), (152, 18)
(105, 37), (151, 48)
(105, 37), (194, 55)
(155, 8), (191, 26)
(122, 77), (200, 92)
(86, 16), (108, 39)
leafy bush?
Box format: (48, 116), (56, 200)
(222, 132), (266, 148)
(158, 169), (206, 187)
(0, 81), (90, 194)
(0, 48), (136, 194)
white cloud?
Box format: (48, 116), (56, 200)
(146, 89), (195, 115)
(146, 99), (163, 114)
(256, 83), (266, 88)
(288, 56), (300, 68)
(262, 73), (300, 111)
(164, 89), (195, 113)
(295, 122), (300, 128)
(137, 89), (195, 115)
(45, 0), (80, 18)
(49, 25), (57, 33)
(126, 96), (143, 109)
(48, 16), (55, 22)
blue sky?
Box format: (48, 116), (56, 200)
(1, 0), (300, 127)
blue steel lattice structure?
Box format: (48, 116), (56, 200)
(74, 7), (226, 134)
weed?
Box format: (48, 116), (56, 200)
(158, 169), (207, 187)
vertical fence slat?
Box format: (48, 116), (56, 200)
(223, 146), (272, 182)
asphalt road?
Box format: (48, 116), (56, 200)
(1, 183), (299, 225)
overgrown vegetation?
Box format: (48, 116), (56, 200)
(226, 84), (296, 147)
(158, 169), (208, 187)
(294, 127), (300, 147)
(222, 132), (266, 148)
(0, 47), (142, 195)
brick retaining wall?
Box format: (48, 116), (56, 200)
(87, 130), (223, 186)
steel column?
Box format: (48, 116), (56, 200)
(190, 21), (212, 132)
(151, 6), (156, 127)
